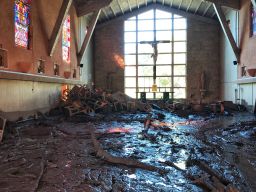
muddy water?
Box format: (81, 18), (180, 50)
(0, 111), (255, 191)
(90, 111), (256, 191)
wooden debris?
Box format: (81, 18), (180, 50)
(33, 157), (46, 192)
(61, 85), (152, 117)
(188, 159), (239, 192)
(0, 115), (6, 142)
(89, 126), (167, 174)
(191, 159), (229, 185)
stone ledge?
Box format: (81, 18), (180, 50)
(0, 70), (82, 85)
(236, 77), (256, 84)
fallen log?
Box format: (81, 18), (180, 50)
(190, 159), (229, 186)
(0, 115), (7, 142)
(89, 126), (167, 174)
(33, 157), (46, 192)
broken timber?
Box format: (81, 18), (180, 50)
(213, 3), (240, 62)
(0, 115), (6, 142)
(89, 126), (167, 174)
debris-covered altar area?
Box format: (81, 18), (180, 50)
(0, 86), (256, 192)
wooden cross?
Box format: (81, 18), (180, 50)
(140, 40), (170, 85)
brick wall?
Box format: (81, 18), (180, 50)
(94, 13), (220, 102)
(187, 19), (220, 103)
(94, 19), (124, 93)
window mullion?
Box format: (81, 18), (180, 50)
(171, 13), (174, 99)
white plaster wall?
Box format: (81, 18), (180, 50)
(0, 79), (62, 120)
(220, 10), (239, 103)
(221, 10), (256, 112)
(79, 16), (93, 85)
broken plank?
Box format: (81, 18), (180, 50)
(0, 115), (7, 142)
(89, 125), (167, 174)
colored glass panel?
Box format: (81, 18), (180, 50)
(14, 0), (31, 48)
(62, 15), (71, 63)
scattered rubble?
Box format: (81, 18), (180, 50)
(0, 86), (254, 191)
(0, 115), (6, 142)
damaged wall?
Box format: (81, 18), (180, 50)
(94, 19), (124, 93)
(79, 15), (94, 85)
(220, 11), (239, 103)
(94, 10), (220, 102)
(0, 0), (79, 77)
(0, 0), (92, 120)
(0, 80), (62, 121)
(221, 0), (256, 111)
(187, 19), (220, 103)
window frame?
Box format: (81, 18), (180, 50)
(124, 8), (187, 99)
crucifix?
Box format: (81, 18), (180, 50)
(140, 40), (171, 92)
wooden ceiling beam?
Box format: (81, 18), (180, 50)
(77, 9), (101, 64)
(117, 0), (124, 14)
(109, 5), (116, 16)
(186, 0), (193, 12)
(76, 0), (112, 17)
(48, 0), (72, 57)
(102, 9), (110, 20)
(179, 0), (183, 9)
(98, 3), (218, 27)
(170, 0), (174, 7)
(213, 3), (240, 61)
(204, 0), (240, 10)
(203, 3), (212, 16)
(127, 0), (132, 11)
(194, 0), (203, 14)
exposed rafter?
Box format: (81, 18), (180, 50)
(102, 9), (109, 20)
(76, 0), (112, 17)
(179, 0), (183, 9)
(98, 3), (218, 27)
(137, 0), (140, 9)
(48, 0), (72, 57)
(117, 0), (124, 14)
(127, 0), (132, 12)
(146, 0), (148, 6)
(187, 0), (193, 12)
(204, 0), (240, 10)
(213, 3), (240, 61)
(194, 0), (203, 14)
(202, 2), (211, 16)
(170, 0), (174, 7)
(162, 0), (164, 5)
(109, 5), (116, 16)
(78, 9), (101, 64)
(211, 10), (216, 18)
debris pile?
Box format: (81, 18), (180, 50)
(61, 85), (152, 117)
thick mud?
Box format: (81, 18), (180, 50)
(0, 111), (255, 192)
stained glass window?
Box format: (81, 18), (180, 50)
(251, 5), (256, 36)
(14, 0), (32, 48)
(62, 15), (71, 63)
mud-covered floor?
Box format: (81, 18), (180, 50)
(0, 111), (256, 192)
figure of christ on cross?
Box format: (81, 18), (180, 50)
(140, 40), (171, 92)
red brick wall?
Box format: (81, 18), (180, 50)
(94, 19), (124, 92)
(94, 11), (220, 102)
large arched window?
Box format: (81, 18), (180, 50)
(124, 9), (187, 99)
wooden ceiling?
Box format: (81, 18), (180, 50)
(73, 0), (239, 23)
